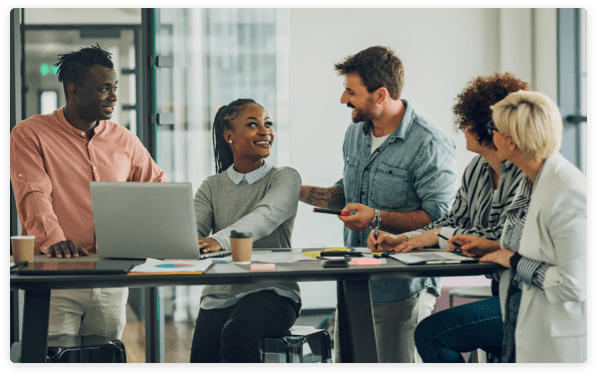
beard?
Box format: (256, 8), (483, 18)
(348, 102), (375, 123)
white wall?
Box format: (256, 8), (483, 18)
(289, 7), (505, 249)
(287, 8), (557, 308)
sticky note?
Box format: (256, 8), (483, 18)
(303, 251), (321, 258)
(324, 247), (348, 252)
(250, 263), (276, 271)
(351, 258), (382, 266)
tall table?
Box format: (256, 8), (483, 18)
(10, 252), (502, 363)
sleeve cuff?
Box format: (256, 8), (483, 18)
(39, 235), (68, 254)
(516, 256), (542, 286)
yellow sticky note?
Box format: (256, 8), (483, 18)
(303, 251), (320, 258)
(324, 247), (348, 252)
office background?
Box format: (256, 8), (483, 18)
(9, 8), (587, 361)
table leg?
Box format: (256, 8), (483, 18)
(20, 290), (51, 363)
(144, 286), (165, 363)
(336, 280), (379, 363)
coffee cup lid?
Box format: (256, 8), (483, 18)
(230, 230), (253, 238)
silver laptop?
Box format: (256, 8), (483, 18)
(90, 182), (200, 259)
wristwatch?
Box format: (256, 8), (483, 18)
(370, 209), (381, 229)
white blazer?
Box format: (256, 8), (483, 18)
(499, 153), (586, 363)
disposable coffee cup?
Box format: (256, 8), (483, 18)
(230, 230), (253, 264)
(11, 236), (35, 264)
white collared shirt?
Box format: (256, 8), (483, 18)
(226, 160), (273, 185)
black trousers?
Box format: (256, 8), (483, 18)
(189, 290), (299, 363)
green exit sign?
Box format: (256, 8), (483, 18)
(40, 63), (59, 76)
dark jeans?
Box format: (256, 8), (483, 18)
(189, 290), (299, 363)
(414, 295), (503, 363)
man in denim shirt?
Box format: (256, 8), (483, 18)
(301, 46), (457, 362)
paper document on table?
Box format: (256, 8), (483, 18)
(130, 258), (213, 273)
(390, 251), (478, 265)
(251, 252), (316, 263)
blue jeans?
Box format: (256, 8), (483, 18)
(414, 295), (503, 363)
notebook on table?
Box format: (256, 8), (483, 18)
(390, 251), (479, 265)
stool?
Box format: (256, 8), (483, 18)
(448, 286), (496, 363)
(260, 326), (332, 363)
(11, 335), (127, 363)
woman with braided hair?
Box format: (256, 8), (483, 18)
(189, 99), (302, 363)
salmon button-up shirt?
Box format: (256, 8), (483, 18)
(10, 107), (167, 254)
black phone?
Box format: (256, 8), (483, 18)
(323, 259), (349, 268)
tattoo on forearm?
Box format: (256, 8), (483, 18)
(300, 185), (346, 209)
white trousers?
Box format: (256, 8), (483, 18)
(48, 288), (128, 340)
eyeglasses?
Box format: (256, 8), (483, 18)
(486, 120), (500, 137)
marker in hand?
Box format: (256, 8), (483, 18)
(313, 208), (351, 217)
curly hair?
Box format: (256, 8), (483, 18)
(453, 72), (530, 149)
(55, 43), (114, 99)
(334, 46), (405, 100)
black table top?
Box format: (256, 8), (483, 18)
(10, 250), (503, 291)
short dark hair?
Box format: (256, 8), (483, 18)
(453, 73), (531, 149)
(55, 43), (114, 98)
(212, 98), (260, 174)
(334, 46), (404, 100)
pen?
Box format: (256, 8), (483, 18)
(10, 261), (28, 271)
(435, 233), (463, 253)
(374, 220), (379, 240)
(313, 208), (351, 216)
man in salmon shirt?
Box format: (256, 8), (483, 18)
(10, 44), (167, 341)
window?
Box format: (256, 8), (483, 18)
(580, 9), (587, 176)
(154, 9), (290, 190)
(558, 8), (587, 175)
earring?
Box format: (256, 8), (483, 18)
(228, 140), (233, 144)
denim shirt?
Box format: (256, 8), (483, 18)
(335, 100), (458, 303)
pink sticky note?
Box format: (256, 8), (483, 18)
(250, 263), (276, 271)
(351, 258), (381, 266)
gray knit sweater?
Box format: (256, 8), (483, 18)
(194, 165), (301, 303)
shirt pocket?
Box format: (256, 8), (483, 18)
(343, 157), (360, 203)
(370, 162), (411, 210)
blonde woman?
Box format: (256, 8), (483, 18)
(446, 91), (586, 362)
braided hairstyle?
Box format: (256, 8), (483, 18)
(212, 98), (260, 174)
(55, 43), (114, 99)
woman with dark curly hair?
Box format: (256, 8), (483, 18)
(368, 73), (528, 253)
(368, 73), (529, 362)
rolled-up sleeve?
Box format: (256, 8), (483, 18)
(10, 127), (67, 252)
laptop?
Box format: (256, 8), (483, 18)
(90, 182), (201, 260)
